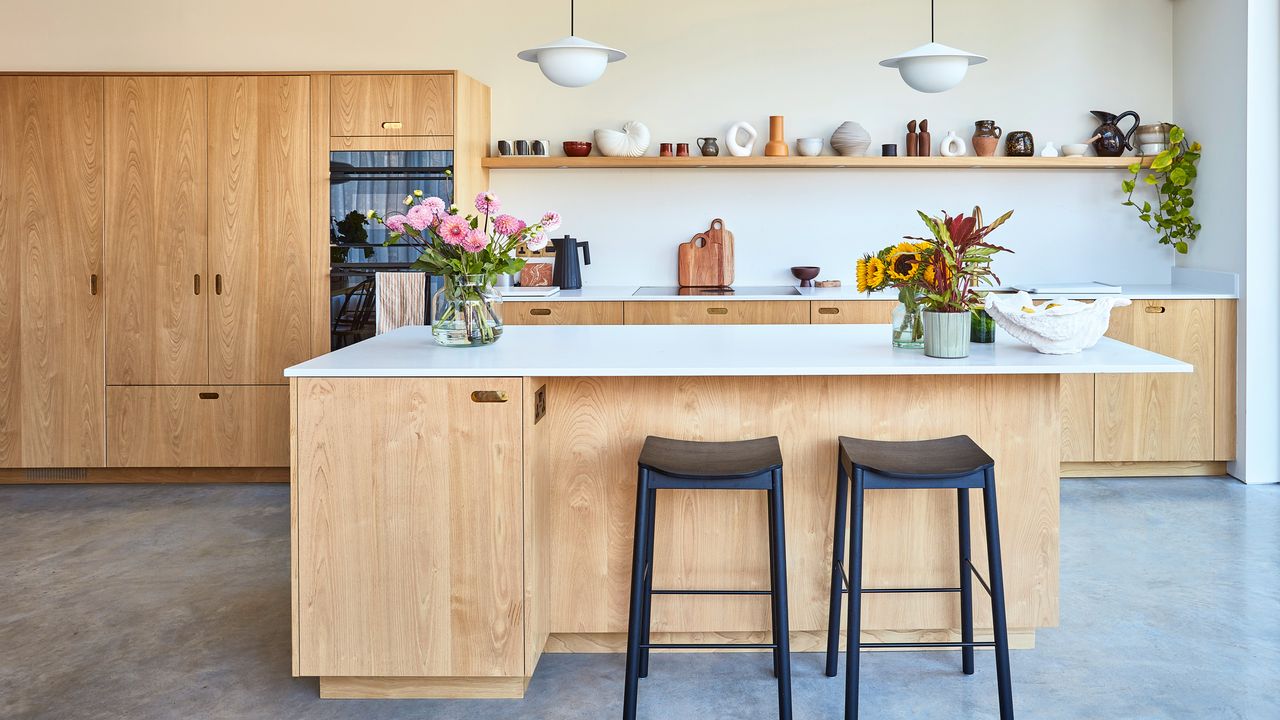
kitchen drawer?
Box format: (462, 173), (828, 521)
(330, 74), (454, 136)
(623, 300), (809, 325)
(503, 301), (624, 326)
(810, 300), (897, 324)
(107, 386), (289, 467)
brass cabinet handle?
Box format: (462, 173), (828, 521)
(529, 308), (552, 316)
(1145, 305), (1167, 314)
(817, 306), (840, 315)
(381, 121), (402, 129)
(194, 274), (201, 295)
(198, 392), (219, 400)
(706, 307), (729, 315)
(471, 390), (509, 403)
(90, 274), (98, 296)
(215, 274), (223, 295)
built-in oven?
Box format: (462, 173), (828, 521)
(329, 149), (453, 349)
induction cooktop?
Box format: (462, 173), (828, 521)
(633, 286), (801, 297)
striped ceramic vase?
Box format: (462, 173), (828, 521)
(923, 311), (971, 358)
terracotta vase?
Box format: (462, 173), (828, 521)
(972, 120), (1002, 157)
(765, 115), (789, 157)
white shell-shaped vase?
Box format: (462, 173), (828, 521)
(725, 121), (757, 157)
(939, 130), (967, 157)
(594, 121), (651, 157)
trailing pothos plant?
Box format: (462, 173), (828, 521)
(907, 207), (1015, 312)
(1121, 125), (1202, 254)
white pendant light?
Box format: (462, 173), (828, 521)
(518, 1), (626, 88)
(880, 1), (986, 93)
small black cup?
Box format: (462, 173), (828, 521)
(882, 143), (898, 157)
(515, 140), (530, 156)
(496, 140), (513, 156)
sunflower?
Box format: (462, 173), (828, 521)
(885, 241), (923, 282)
(923, 264), (936, 286)
(865, 256), (886, 289)
(855, 256), (870, 293)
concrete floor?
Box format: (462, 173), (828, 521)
(1, 477), (1277, 720)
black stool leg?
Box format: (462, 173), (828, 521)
(623, 470), (653, 720)
(843, 469), (865, 720)
(825, 462), (850, 677)
(958, 488), (975, 675)
(769, 469), (793, 720)
(639, 488), (657, 678)
(982, 469), (1014, 719)
(768, 483), (780, 679)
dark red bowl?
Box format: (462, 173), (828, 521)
(563, 141), (593, 157)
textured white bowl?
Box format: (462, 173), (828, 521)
(830, 121), (871, 157)
(985, 292), (1131, 354)
(1061, 143), (1088, 157)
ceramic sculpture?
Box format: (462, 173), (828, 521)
(594, 121), (651, 157)
(725, 121), (758, 157)
(985, 292), (1131, 354)
(939, 130), (967, 157)
(830, 121), (872, 157)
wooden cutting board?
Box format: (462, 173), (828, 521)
(678, 219), (735, 287)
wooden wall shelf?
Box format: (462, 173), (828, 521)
(482, 155), (1153, 170)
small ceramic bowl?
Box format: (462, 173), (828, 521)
(562, 141), (593, 157)
(796, 138), (823, 157)
(790, 266), (820, 287)
(1061, 143), (1088, 157)
(1139, 142), (1170, 156)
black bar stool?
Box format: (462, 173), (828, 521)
(623, 436), (792, 720)
(825, 435), (1014, 720)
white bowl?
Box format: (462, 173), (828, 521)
(985, 292), (1131, 354)
(1061, 143), (1088, 157)
(796, 138), (823, 156)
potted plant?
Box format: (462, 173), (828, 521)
(1121, 125), (1201, 254)
(908, 207), (1014, 358)
(370, 191), (560, 347)
(856, 241), (934, 348)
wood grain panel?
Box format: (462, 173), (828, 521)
(1095, 300), (1215, 461)
(106, 385), (288, 467)
(810, 300), (896, 324)
(503, 301), (624, 326)
(208, 76), (311, 384)
(330, 74), (454, 137)
(319, 676), (525, 700)
(295, 377), (524, 678)
(451, 72), (490, 218)
(1060, 461), (1227, 478)
(308, 74), (330, 357)
(545, 374), (1060, 636)
(623, 301), (809, 325)
(0, 76), (106, 467)
(522, 378), (551, 678)
(0, 467), (286, 484)
(105, 76), (208, 384)
(1214, 300), (1237, 460)
(328, 135), (452, 152)
(1059, 374), (1095, 462)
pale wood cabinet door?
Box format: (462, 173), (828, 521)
(295, 378), (524, 678)
(1095, 300), (1215, 461)
(0, 77), (106, 467)
(810, 300), (896, 324)
(330, 74), (454, 136)
(503, 301), (624, 326)
(1060, 374), (1095, 462)
(105, 76), (208, 385)
(624, 300), (810, 325)
(106, 385), (288, 467)
(208, 76), (311, 384)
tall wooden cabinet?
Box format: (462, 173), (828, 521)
(0, 77), (106, 468)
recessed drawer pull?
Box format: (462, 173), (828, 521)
(194, 274), (201, 296)
(529, 308), (552, 316)
(90, 274), (98, 296)
(198, 392), (219, 400)
(1145, 306), (1167, 314)
(817, 306), (840, 315)
(215, 274), (223, 295)
(471, 390), (509, 403)
(381, 121), (402, 129)
(706, 307), (729, 315)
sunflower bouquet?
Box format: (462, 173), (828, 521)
(856, 241), (934, 348)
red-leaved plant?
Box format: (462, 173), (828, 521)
(908, 207), (1014, 313)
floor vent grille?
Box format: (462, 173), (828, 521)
(24, 468), (88, 481)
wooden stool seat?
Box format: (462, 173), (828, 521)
(640, 435), (783, 480)
(838, 435), (993, 480)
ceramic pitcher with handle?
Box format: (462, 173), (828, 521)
(1090, 110), (1141, 157)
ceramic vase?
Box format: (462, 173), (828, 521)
(830, 121), (872, 157)
(765, 115), (788, 156)
(725, 121), (758, 157)
(923, 310), (970, 358)
(972, 120), (1002, 157)
(939, 130), (967, 157)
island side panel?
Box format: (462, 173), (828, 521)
(294, 377), (525, 680)
(522, 377), (552, 679)
(545, 374), (1060, 640)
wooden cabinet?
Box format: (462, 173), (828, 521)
(624, 300), (809, 325)
(105, 76), (210, 385)
(0, 77), (106, 468)
(1095, 300), (1216, 461)
(295, 377), (524, 678)
(503, 301), (624, 326)
(208, 76), (312, 384)
(810, 300), (896, 324)
(107, 385), (288, 467)
(1060, 374), (1095, 462)
(330, 74), (454, 137)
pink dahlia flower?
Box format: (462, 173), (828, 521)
(461, 229), (490, 253)
(384, 214), (408, 233)
(475, 191), (501, 215)
(420, 196), (447, 218)
(405, 204), (435, 231)
(525, 230), (550, 252)
(437, 214), (471, 246)
(492, 214), (523, 237)
(540, 211), (561, 231)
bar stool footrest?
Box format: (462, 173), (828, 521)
(651, 589), (772, 596)
(860, 640), (997, 650)
(642, 642), (778, 650)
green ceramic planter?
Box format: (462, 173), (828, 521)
(923, 310), (971, 358)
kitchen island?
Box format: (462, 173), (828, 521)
(286, 324), (1189, 699)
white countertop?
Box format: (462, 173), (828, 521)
(285, 325), (1191, 378)
(499, 284), (1237, 302)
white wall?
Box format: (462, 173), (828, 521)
(0, 0), (1178, 287)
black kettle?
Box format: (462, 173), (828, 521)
(551, 235), (590, 290)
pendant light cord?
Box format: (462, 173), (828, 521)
(931, 0), (935, 42)
(571, 0), (575, 36)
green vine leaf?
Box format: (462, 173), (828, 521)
(1119, 125), (1201, 253)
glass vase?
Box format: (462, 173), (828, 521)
(432, 274), (503, 347)
(971, 308), (996, 343)
(891, 300), (925, 349)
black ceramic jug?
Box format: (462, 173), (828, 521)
(1090, 110), (1141, 157)
(551, 235), (591, 290)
